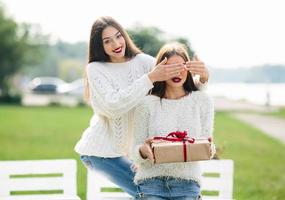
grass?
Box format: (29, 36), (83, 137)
(0, 105), (284, 200)
(0, 105), (92, 200)
(266, 107), (285, 118)
(215, 112), (285, 200)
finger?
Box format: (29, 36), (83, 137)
(164, 63), (184, 68)
(186, 61), (205, 65)
(187, 68), (205, 73)
(186, 66), (205, 71)
(145, 138), (153, 144)
(188, 65), (206, 69)
(149, 152), (155, 164)
(186, 66), (205, 72)
(158, 57), (168, 65)
(194, 53), (201, 61)
(165, 65), (184, 73)
(208, 137), (212, 142)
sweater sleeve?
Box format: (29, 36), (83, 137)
(199, 93), (215, 158)
(199, 93), (214, 138)
(193, 75), (208, 90)
(142, 54), (207, 90)
(87, 64), (154, 118)
(131, 101), (151, 165)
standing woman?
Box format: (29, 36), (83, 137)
(74, 16), (209, 197)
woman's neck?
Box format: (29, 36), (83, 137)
(111, 56), (127, 63)
(164, 87), (187, 99)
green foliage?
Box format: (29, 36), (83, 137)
(266, 108), (285, 119)
(128, 26), (164, 57)
(0, 5), (47, 96)
(127, 26), (194, 58)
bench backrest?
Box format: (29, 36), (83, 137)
(0, 159), (79, 199)
(87, 159), (234, 200)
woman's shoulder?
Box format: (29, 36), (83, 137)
(86, 62), (113, 79)
(135, 53), (155, 61)
(86, 62), (104, 73)
(135, 95), (160, 111)
(135, 53), (156, 66)
(191, 91), (213, 104)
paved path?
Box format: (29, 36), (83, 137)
(214, 97), (277, 112)
(232, 113), (285, 144)
(213, 97), (285, 144)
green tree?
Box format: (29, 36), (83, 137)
(127, 26), (194, 58)
(0, 5), (47, 97)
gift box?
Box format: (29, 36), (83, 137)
(151, 131), (211, 164)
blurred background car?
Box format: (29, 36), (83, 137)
(22, 77), (84, 106)
(57, 78), (84, 104)
(29, 77), (67, 94)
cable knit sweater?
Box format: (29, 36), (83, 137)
(75, 53), (155, 157)
(132, 91), (214, 185)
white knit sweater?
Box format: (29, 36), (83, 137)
(74, 53), (207, 157)
(75, 53), (155, 157)
(132, 91), (214, 185)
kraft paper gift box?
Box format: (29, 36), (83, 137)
(151, 132), (211, 164)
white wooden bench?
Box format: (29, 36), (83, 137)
(0, 159), (81, 200)
(87, 159), (234, 200)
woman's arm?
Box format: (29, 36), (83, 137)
(199, 93), (215, 157)
(87, 65), (153, 118)
(131, 102), (153, 164)
(199, 94), (214, 137)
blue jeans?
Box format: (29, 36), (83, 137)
(80, 155), (140, 197)
(136, 177), (201, 200)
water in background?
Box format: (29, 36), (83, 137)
(207, 83), (285, 106)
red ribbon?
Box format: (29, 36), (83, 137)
(153, 131), (195, 162)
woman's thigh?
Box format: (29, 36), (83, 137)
(138, 196), (166, 200)
(136, 178), (201, 200)
(169, 179), (201, 199)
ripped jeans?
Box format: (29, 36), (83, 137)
(80, 155), (141, 198)
(135, 177), (202, 200)
(80, 155), (202, 200)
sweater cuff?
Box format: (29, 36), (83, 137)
(194, 75), (208, 90)
(142, 74), (154, 90)
(133, 145), (150, 165)
(210, 143), (216, 159)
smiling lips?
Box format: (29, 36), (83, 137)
(172, 77), (182, 83)
(113, 47), (122, 53)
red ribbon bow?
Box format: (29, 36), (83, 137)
(153, 131), (195, 162)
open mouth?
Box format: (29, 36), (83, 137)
(172, 77), (182, 83)
(113, 47), (122, 53)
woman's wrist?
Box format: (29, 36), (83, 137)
(147, 72), (156, 83)
(200, 70), (209, 83)
(200, 77), (208, 84)
(139, 147), (148, 159)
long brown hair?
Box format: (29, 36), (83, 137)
(150, 42), (198, 98)
(84, 16), (142, 102)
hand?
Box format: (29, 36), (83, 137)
(185, 54), (209, 83)
(139, 138), (154, 163)
(130, 163), (139, 172)
(208, 137), (215, 158)
(148, 58), (185, 83)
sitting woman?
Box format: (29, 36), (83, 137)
(132, 42), (215, 200)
